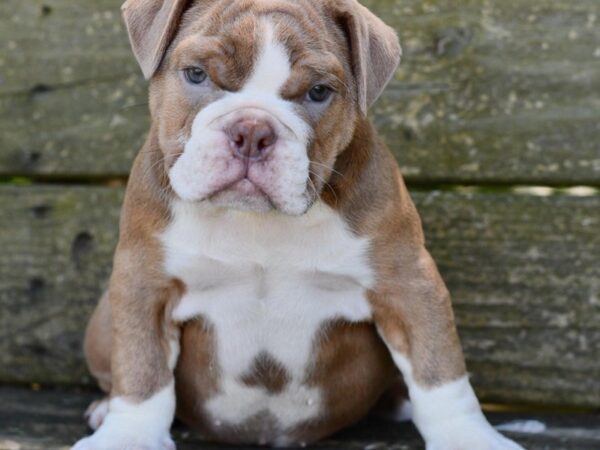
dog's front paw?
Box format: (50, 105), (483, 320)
(73, 382), (177, 450)
(71, 414), (175, 450)
(425, 414), (525, 450)
(72, 433), (175, 450)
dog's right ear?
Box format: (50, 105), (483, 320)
(121, 0), (190, 79)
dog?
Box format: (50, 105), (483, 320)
(72, 1), (525, 449)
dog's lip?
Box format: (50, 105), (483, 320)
(209, 177), (269, 199)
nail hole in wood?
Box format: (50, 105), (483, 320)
(72, 232), (95, 269)
(30, 84), (52, 95)
(32, 204), (51, 219)
(28, 277), (46, 298)
(28, 152), (42, 164)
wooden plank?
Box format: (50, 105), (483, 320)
(366, 0), (600, 185)
(415, 188), (600, 406)
(1, 0), (599, 183)
(4, 387), (600, 450)
(0, 186), (123, 385)
(1, 185), (599, 407)
(0, 0), (148, 177)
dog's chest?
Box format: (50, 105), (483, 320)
(160, 201), (374, 430)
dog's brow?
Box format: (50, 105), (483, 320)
(173, 35), (229, 67)
(281, 54), (347, 98)
(296, 60), (344, 82)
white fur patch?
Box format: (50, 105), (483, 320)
(72, 382), (176, 450)
(386, 351), (525, 450)
(169, 19), (312, 215)
(205, 379), (321, 429)
(243, 21), (291, 95)
(160, 200), (373, 435)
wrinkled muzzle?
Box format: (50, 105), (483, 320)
(169, 93), (313, 216)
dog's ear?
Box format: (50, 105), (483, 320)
(121, 0), (190, 79)
(327, 0), (401, 113)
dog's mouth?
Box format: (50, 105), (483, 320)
(209, 177), (275, 212)
(212, 177), (268, 199)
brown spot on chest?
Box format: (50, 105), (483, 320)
(240, 351), (291, 394)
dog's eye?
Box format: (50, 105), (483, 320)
(184, 67), (208, 85)
(307, 85), (333, 103)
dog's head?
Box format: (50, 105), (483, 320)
(122, 0), (400, 215)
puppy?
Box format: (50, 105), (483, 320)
(73, 1), (525, 449)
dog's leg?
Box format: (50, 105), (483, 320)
(370, 247), (524, 450)
(81, 291), (112, 430)
(84, 290), (113, 393)
(72, 265), (181, 450)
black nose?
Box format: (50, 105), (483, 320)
(227, 119), (277, 161)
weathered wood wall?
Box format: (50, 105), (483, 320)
(0, 0), (599, 408)
(2, 0), (599, 183)
(1, 186), (599, 407)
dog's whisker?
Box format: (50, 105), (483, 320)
(306, 177), (319, 201)
(143, 152), (183, 179)
(309, 169), (338, 205)
(309, 160), (345, 179)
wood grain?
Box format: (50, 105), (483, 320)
(1, 0), (599, 183)
(1, 185), (598, 407)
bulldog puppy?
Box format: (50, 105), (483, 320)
(73, 0), (525, 449)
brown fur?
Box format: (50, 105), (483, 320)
(84, 291), (112, 393)
(174, 318), (221, 437)
(240, 353), (291, 394)
(289, 321), (398, 443)
(84, 0), (468, 445)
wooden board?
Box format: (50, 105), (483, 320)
(1, 185), (599, 407)
(1, 0), (599, 184)
(0, 0), (148, 178)
(2, 386), (600, 450)
(0, 186), (123, 386)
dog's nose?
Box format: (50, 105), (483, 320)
(227, 120), (277, 161)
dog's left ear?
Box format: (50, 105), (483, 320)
(121, 0), (191, 79)
(326, 0), (402, 114)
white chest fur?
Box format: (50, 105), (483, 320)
(159, 200), (374, 431)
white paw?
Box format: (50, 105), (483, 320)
(425, 414), (525, 450)
(73, 383), (176, 450)
(72, 433), (175, 450)
(71, 410), (175, 450)
(84, 398), (110, 430)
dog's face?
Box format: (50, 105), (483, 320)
(122, 0), (401, 215)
